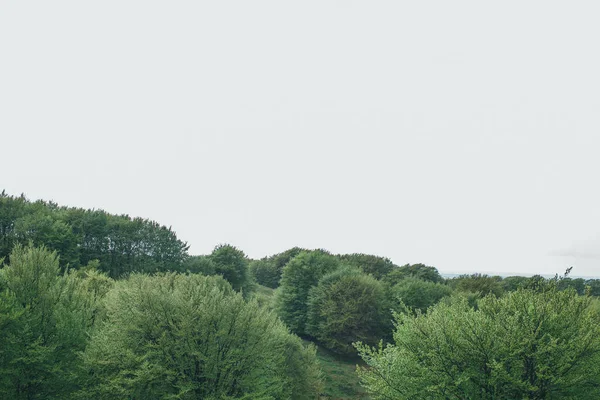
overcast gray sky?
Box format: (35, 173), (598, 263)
(2, 1), (599, 277)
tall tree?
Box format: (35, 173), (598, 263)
(275, 250), (341, 335)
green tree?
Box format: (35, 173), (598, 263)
(209, 244), (253, 293)
(338, 253), (395, 280)
(0, 191), (27, 261)
(306, 267), (389, 355)
(249, 247), (306, 289)
(502, 275), (531, 292)
(0, 244), (103, 399)
(391, 277), (453, 313)
(248, 258), (279, 288)
(585, 279), (600, 296)
(78, 273), (321, 399)
(1, 192), (190, 277)
(356, 287), (600, 399)
(448, 273), (504, 298)
(275, 250), (341, 335)
(557, 277), (586, 295)
(14, 207), (80, 268)
(181, 255), (216, 275)
(385, 263), (444, 285)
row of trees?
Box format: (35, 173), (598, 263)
(0, 245), (322, 399)
(0, 192), (189, 277)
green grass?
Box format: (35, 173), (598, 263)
(308, 341), (370, 400)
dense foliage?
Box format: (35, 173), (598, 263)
(390, 277), (453, 313)
(0, 192), (189, 277)
(448, 273), (504, 298)
(249, 247), (306, 288)
(306, 267), (389, 355)
(336, 254), (396, 280)
(275, 250), (341, 335)
(79, 273), (321, 399)
(0, 244), (108, 399)
(356, 284), (600, 399)
(384, 263), (444, 285)
(4, 192), (600, 399)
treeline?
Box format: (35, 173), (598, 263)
(0, 191), (188, 277)
(3, 192), (600, 399)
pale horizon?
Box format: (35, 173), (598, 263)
(2, 1), (599, 278)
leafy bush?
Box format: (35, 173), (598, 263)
(306, 267), (389, 355)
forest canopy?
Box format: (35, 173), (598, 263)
(2, 192), (600, 399)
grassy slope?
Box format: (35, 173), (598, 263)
(311, 342), (370, 400)
(252, 285), (369, 400)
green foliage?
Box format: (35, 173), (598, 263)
(557, 277), (586, 295)
(13, 203), (80, 267)
(390, 277), (453, 313)
(248, 259), (280, 288)
(0, 191), (27, 261)
(209, 244), (253, 294)
(502, 275), (531, 292)
(79, 273), (321, 399)
(249, 247), (306, 288)
(275, 250), (341, 335)
(384, 263), (443, 285)
(585, 279), (600, 296)
(448, 273), (504, 298)
(0, 244), (106, 399)
(0, 192), (189, 278)
(337, 253), (395, 280)
(356, 288), (600, 399)
(306, 267), (389, 355)
(181, 255), (216, 275)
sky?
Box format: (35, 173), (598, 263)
(1, 1), (600, 277)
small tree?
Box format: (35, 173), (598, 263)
(209, 244), (252, 293)
(306, 267), (389, 355)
